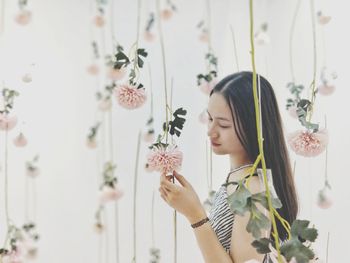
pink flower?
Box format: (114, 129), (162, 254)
(147, 145), (183, 174)
(99, 185), (123, 204)
(143, 130), (155, 143)
(114, 84), (146, 109)
(93, 15), (105, 27)
(22, 73), (32, 83)
(0, 114), (18, 131)
(87, 64), (99, 75)
(317, 189), (333, 209)
(198, 109), (209, 124)
(144, 163), (155, 173)
(13, 133), (28, 147)
(98, 99), (112, 112)
(144, 31), (156, 42)
(317, 84), (335, 96)
(199, 79), (217, 95)
(1, 250), (23, 263)
(15, 10), (32, 26)
(94, 222), (104, 234)
(287, 129), (328, 157)
(199, 32), (209, 43)
(86, 138), (97, 149)
(107, 67), (127, 81)
(288, 106), (298, 119)
(26, 167), (40, 178)
(161, 9), (173, 20)
(317, 14), (331, 25)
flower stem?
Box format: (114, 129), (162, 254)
(249, 1), (283, 262)
(230, 25), (240, 72)
(289, 0), (302, 83)
(156, 0), (169, 144)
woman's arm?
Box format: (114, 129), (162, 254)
(159, 171), (233, 263)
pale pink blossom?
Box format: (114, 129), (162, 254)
(99, 185), (123, 204)
(114, 84), (146, 109)
(147, 145), (183, 174)
(143, 131), (155, 143)
(94, 223), (104, 234)
(13, 133), (28, 147)
(87, 64), (99, 75)
(317, 14), (331, 25)
(107, 67), (126, 81)
(26, 167), (40, 178)
(288, 129), (328, 157)
(288, 105), (298, 119)
(199, 79), (217, 95)
(144, 31), (156, 42)
(15, 10), (32, 26)
(22, 73), (32, 83)
(199, 32), (209, 43)
(98, 99), (112, 112)
(144, 163), (155, 173)
(86, 138), (97, 149)
(317, 189), (333, 209)
(93, 15), (105, 27)
(317, 84), (335, 96)
(198, 109), (209, 124)
(0, 114), (18, 131)
(161, 9), (173, 20)
(255, 31), (271, 45)
(1, 250), (23, 263)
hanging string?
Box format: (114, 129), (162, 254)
(230, 25), (240, 72)
(289, 0), (302, 83)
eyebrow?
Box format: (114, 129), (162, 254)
(206, 110), (231, 122)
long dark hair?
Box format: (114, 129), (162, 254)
(210, 71), (298, 241)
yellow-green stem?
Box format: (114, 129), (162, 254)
(249, 1), (283, 261)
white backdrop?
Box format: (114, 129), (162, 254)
(0, 0), (349, 262)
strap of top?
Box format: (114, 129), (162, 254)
(221, 172), (258, 188)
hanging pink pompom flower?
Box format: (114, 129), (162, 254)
(107, 67), (127, 81)
(1, 250), (23, 263)
(199, 79), (217, 95)
(288, 105), (298, 119)
(93, 15), (105, 27)
(199, 32), (209, 43)
(143, 130), (155, 143)
(144, 31), (156, 42)
(13, 133), (28, 147)
(161, 9), (173, 20)
(0, 114), (18, 131)
(114, 84), (146, 109)
(147, 145), (183, 174)
(15, 10), (32, 26)
(26, 167), (40, 178)
(87, 64), (99, 76)
(94, 222), (104, 234)
(317, 13), (331, 25)
(22, 73), (32, 83)
(198, 109), (209, 124)
(287, 129), (328, 157)
(86, 138), (97, 149)
(317, 188), (333, 209)
(99, 185), (123, 204)
(98, 99), (112, 112)
(317, 84), (335, 96)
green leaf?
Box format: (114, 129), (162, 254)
(280, 239), (315, 263)
(137, 57), (144, 68)
(290, 220), (318, 242)
(168, 108), (187, 137)
(251, 192), (282, 210)
(137, 48), (148, 57)
(227, 183), (252, 216)
(246, 203), (270, 239)
(251, 238), (271, 254)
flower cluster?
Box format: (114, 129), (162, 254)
(0, 88), (19, 131)
(196, 52), (218, 95)
(86, 122), (101, 149)
(15, 0), (32, 26)
(98, 162), (123, 204)
(147, 144), (183, 175)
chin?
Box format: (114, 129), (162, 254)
(212, 147), (228, 155)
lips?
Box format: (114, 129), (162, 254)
(211, 141), (221, 147)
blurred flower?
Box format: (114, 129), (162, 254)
(288, 105), (298, 119)
(114, 84), (146, 109)
(13, 133), (28, 147)
(255, 31), (270, 45)
(15, 10), (32, 26)
(86, 64), (99, 76)
(0, 114), (18, 131)
(317, 11), (331, 25)
(86, 138), (97, 149)
(198, 109), (209, 124)
(317, 84), (335, 96)
(199, 79), (217, 95)
(144, 30), (156, 42)
(161, 9), (173, 20)
(99, 185), (123, 204)
(94, 222), (104, 234)
(107, 67), (126, 81)
(288, 129), (328, 157)
(203, 190), (216, 212)
(147, 145), (183, 174)
(93, 15), (105, 27)
(21, 73), (32, 83)
(199, 31), (209, 43)
(98, 99), (112, 112)
(317, 188), (333, 209)
(143, 130), (155, 143)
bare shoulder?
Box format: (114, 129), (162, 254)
(226, 175), (264, 196)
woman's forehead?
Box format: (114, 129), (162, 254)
(207, 93), (232, 120)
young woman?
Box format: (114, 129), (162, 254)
(159, 71), (298, 262)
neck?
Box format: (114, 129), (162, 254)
(228, 154), (253, 181)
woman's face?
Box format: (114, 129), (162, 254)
(207, 93), (246, 156)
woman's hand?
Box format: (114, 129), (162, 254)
(159, 170), (207, 224)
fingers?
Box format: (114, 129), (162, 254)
(173, 170), (189, 187)
(160, 174), (178, 192)
(158, 186), (168, 202)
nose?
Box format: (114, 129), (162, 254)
(207, 123), (218, 139)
